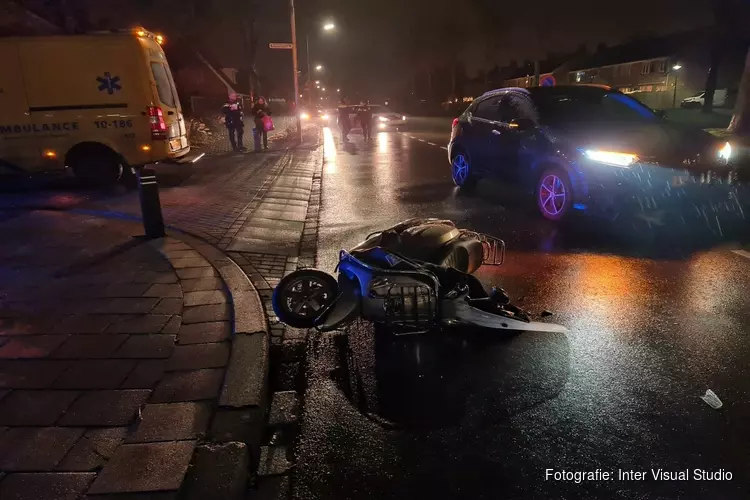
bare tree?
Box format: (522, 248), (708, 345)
(728, 47), (750, 136)
(136, 0), (261, 96)
(703, 0), (747, 113)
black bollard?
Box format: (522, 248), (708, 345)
(136, 166), (166, 239)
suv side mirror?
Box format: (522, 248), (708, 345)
(510, 118), (535, 131)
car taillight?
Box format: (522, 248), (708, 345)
(451, 118), (461, 141)
(148, 106), (168, 140)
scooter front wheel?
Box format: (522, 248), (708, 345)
(272, 269), (339, 329)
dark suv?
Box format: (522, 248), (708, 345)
(448, 85), (740, 221)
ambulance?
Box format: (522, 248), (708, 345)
(0, 28), (198, 184)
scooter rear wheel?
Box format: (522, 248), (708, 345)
(272, 270), (339, 329)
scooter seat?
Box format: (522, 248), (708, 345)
(434, 235), (484, 274)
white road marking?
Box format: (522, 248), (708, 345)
(401, 131), (447, 150)
(731, 249), (750, 260)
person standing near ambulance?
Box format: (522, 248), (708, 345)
(222, 93), (245, 151)
(251, 96), (272, 151)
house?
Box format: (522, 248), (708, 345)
(495, 29), (747, 109)
(173, 60), (249, 115)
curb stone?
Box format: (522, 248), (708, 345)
(168, 231), (268, 336)
(181, 442), (250, 500)
(248, 128), (324, 499)
(161, 228), (270, 499)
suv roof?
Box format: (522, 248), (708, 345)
(479, 85), (613, 101)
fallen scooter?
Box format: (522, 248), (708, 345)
(272, 218), (567, 334)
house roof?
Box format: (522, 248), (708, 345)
(503, 59), (568, 80)
(567, 29), (710, 71)
(194, 52), (246, 95)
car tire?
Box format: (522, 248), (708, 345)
(451, 150), (477, 189)
(272, 269), (339, 329)
(69, 146), (124, 186)
(536, 167), (573, 221)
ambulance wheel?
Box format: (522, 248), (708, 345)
(68, 144), (123, 186)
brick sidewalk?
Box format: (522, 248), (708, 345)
(0, 125), (325, 498)
(0, 211), (236, 498)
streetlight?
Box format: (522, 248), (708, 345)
(336, 88), (340, 92)
(671, 64), (683, 109)
(306, 21), (336, 107)
(322, 88), (326, 92)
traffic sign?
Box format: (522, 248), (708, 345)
(540, 75), (556, 87)
(269, 43), (293, 50)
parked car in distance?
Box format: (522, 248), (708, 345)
(341, 105), (406, 133)
(681, 89), (728, 108)
(300, 106), (331, 123)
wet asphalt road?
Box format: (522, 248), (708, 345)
(295, 119), (750, 500)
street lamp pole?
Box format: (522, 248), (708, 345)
(290, 0), (302, 142)
(306, 34), (312, 107)
(671, 64), (683, 109)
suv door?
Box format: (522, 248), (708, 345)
(487, 93), (536, 182)
(463, 94), (503, 172)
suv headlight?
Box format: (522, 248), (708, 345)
(378, 116), (389, 122)
(583, 149), (639, 168)
(718, 142), (733, 162)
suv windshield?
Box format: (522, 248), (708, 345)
(530, 88), (658, 126)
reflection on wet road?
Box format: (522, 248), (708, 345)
(296, 123), (750, 500)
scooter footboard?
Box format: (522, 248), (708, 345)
(443, 299), (568, 333)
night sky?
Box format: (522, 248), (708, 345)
(63, 0), (714, 99)
(286, 0), (712, 98)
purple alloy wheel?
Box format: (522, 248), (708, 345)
(539, 174), (567, 217)
(452, 154), (469, 185)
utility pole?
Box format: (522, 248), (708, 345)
(306, 35), (313, 108)
(290, 0), (302, 143)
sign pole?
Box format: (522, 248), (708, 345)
(290, 0), (302, 143)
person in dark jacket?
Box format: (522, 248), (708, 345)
(222, 93), (244, 151)
(356, 100), (373, 141)
(337, 98), (351, 142)
(251, 96), (272, 150)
